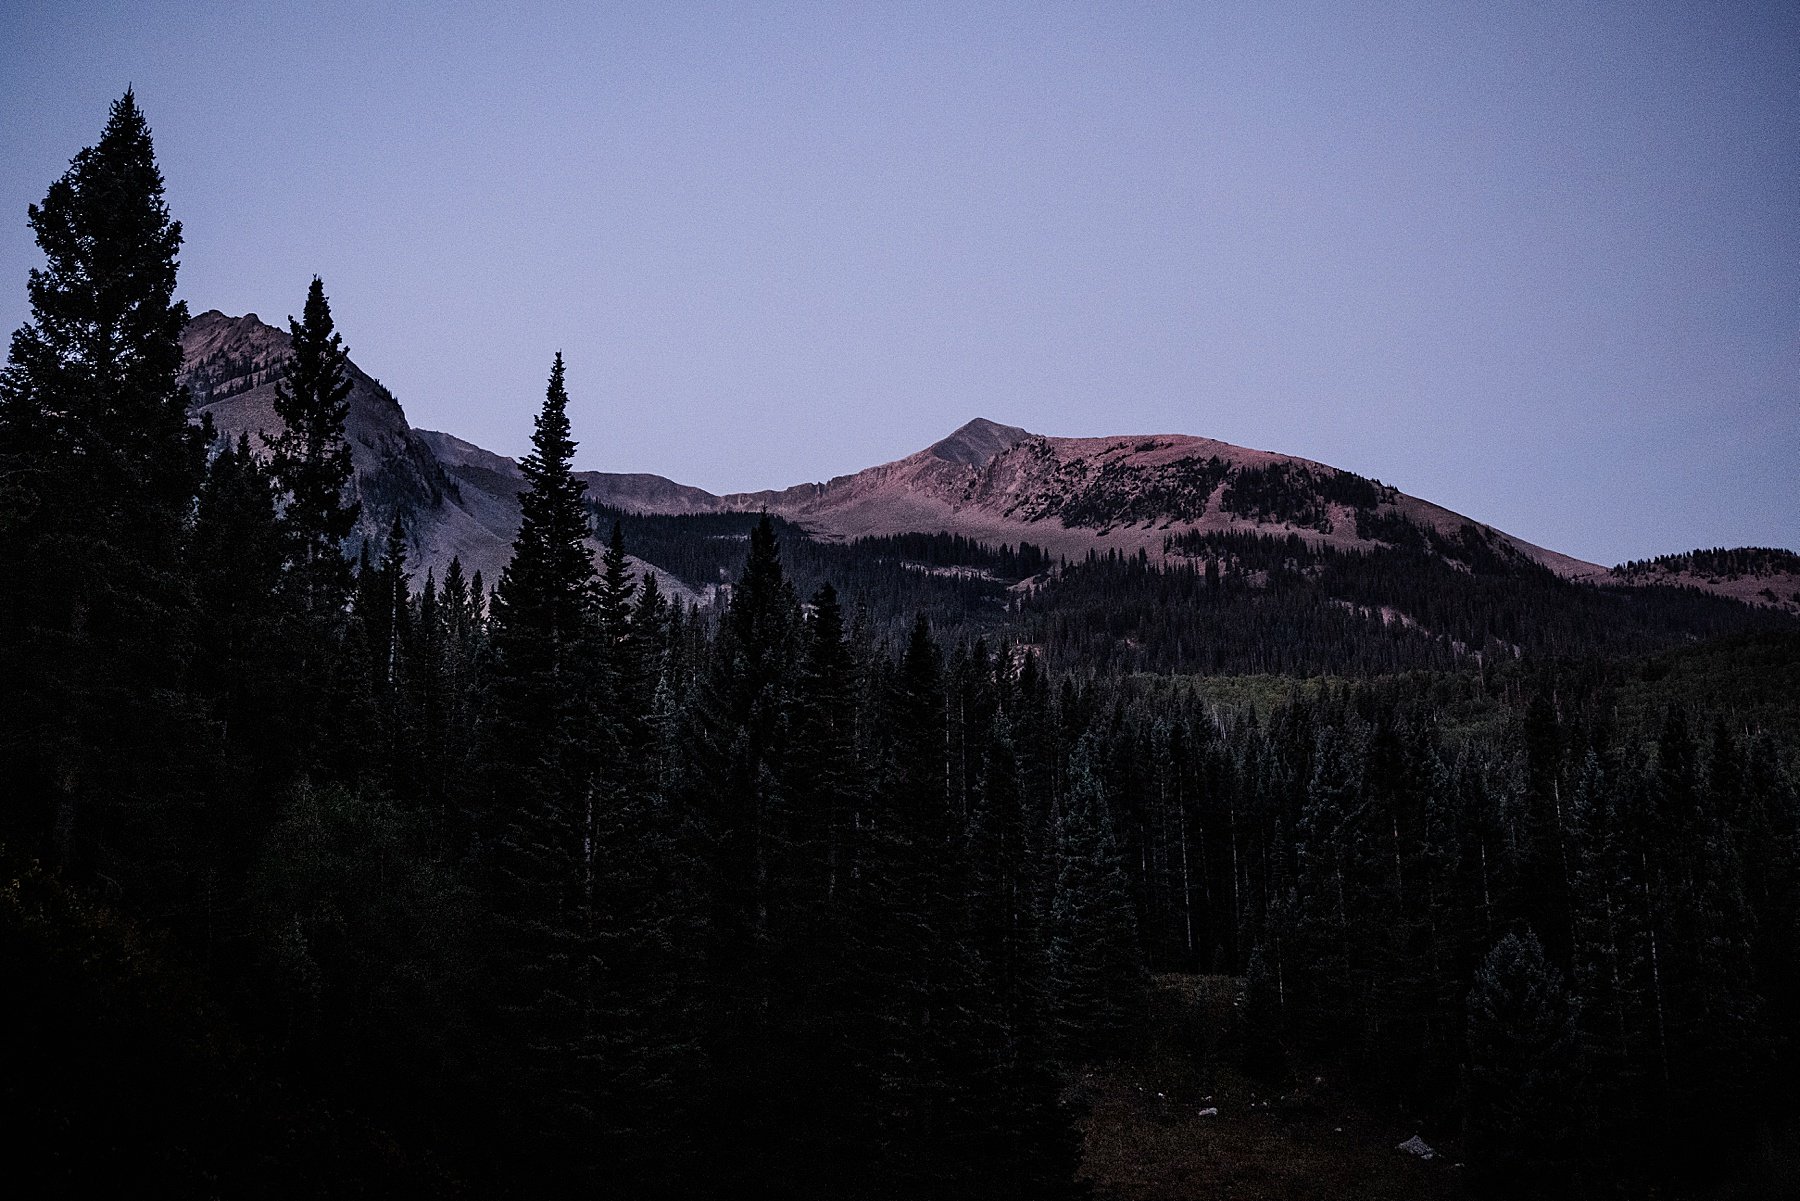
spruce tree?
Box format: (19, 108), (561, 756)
(1048, 733), (1147, 1057)
(487, 352), (596, 778)
(964, 663), (1086, 1201)
(1518, 695), (1573, 968)
(1465, 930), (1582, 1197)
(481, 353), (603, 1185)
(967, 653), (1048, 1047)
(852, 615), (987, 1195)
(366, 513), (417, 797)
(192, 434), (285, 744)
(594, 520), (655, 807)
(782, 582), (861, 975)
(1281, 720), (1362, 1055)
(190, 434), (289, 900)
(682, 514), (802, 1189)
(781, 580), (885, 1195)
(0, 90), (207, 899)
(267, 276), (359, 622)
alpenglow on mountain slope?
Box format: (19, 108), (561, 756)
(181, 310), (1798, 616)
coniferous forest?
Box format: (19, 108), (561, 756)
(6, 94), (1800, 1201)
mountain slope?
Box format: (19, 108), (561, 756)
(181, 312), (698, 597)
(184, 313), (1592, 586)
(181, 311), (1790, 620)
(1604, 548), (1800, 617)
(716, 420), (1602, 579)
(184, 309), (494, 572)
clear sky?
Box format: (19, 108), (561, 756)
(2, 1), (1795, 565)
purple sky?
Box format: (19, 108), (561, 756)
(3, 1), (1795, 565)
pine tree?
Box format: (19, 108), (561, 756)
(365, 513), (416, 797)
(0, 90), (208, 902)
(595, 520), (636, 640)
(967, 657), (1049, 1049)
(190, 434), (289, 911)
(593, 520), (655, 809)
(1464, 930), (1582, 1197)
(1282, 720), (1362, 1054)
(1566, 748), (1652, 1161)
(484, 349), (592, 745)
(486, 353), (596, 786)
(851, 615), (986, 1195)
(267, 276), (359, 623)
(1009, 652), (1060, 925)
(681, 514), (803, 1189)
(447, 559), (492, 841)
(480, 353), (604, 1185)
(192, 434), (286, 746)
(586, 521), (707, 1194)
(789, 582), (861, 910)
(1517, 695), (1573, 969)
(631, 569), (677, 788)
(1048, 733), (1147, 1057)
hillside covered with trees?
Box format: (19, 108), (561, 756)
(5, 94), (1798, 1201)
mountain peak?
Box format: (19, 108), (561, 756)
(924, 417), (1035, 466)
(189, 308), (271, 329)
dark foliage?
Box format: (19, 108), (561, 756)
(7, 94), (1799, 1201)
(1021, 532), (1793, 676)
(1614, 545), (1800, 580)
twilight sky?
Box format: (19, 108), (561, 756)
(2, 1), (1795, 565)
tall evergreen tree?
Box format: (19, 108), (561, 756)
(364, 513), (417, 796)
(851, 616), (971, 1194)
(266, 276), (358, 623)
(1465, 930), (1582, 1197)
(486, 353), (596, 784)
(1281, 720), (1363, 1054)
(1048, 733), (1147, 1057)
(480, 353), (605, 1185)
(190, 434), (288, 925)
(681, 514), (802, 1188)
(1517, 695), (1573, 968)
(966, 653), (1048, 1048)
(192, 434), (285, 752)
(0, 90), (207, 901)
(594, 520), (656, 809)
(788, 582), (861, 914)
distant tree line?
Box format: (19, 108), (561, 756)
(1614, 545), (1800, 582)
(1015, 533), (1793, 677)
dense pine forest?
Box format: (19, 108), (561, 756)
(6, 94), (1800, 1200)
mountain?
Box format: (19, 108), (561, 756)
(707, 419), (1599, 579)
(180, 311), (1792, 619)
(181, 311), (701, 600)
(183, 310), (496, 571)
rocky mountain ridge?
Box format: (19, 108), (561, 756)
(180, 310), (1792, 613)
(183, 311), (696, 597)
